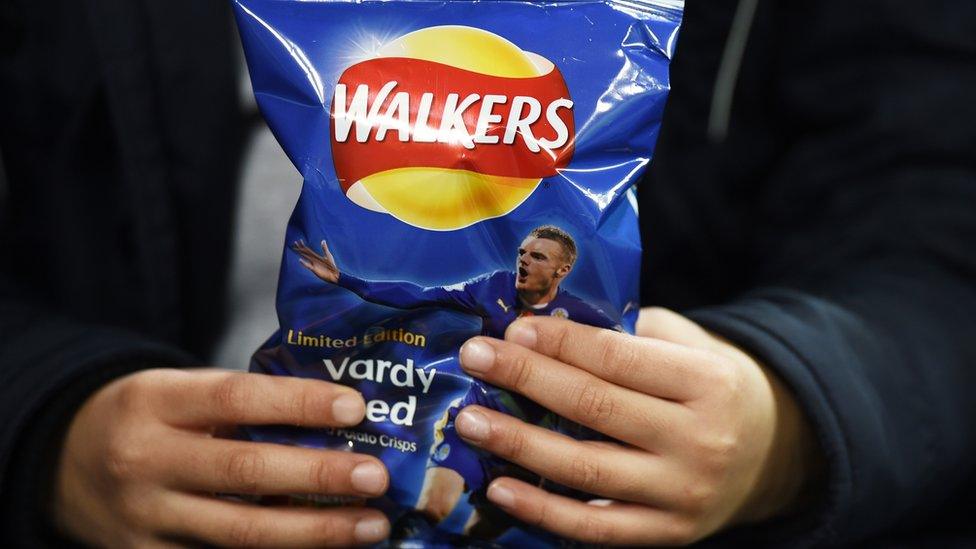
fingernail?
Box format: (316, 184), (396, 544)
(460, 339), (495, 374)
(487, 481), (516, 509)
(456, 409), (491, 443)
(332, 393), (365, 425)
(350, 461), (387, 495)
(507, 321), (537, 349)
(588, 499), (614, 507)
(354, 516), (389, 543)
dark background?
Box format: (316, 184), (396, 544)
(1, 1), (974, 547)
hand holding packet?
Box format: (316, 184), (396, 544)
(233, 0), (682, 544)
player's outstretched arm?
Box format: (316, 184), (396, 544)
(293, 239), (340, 284)
(54, 369), (391, 548)
(292, 239), (486, 314)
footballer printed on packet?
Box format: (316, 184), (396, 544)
(234, 0), (683, 545)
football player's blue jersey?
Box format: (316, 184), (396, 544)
(339, 270), (620, 338)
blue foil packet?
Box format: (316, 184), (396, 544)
(233, 0), (682, 545)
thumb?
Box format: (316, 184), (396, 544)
(637, 307), (754, 366)
(636, 307), (714, 347)
(321, 239), (333, 259)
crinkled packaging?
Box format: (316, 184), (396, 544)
(233, 0), (682, 545)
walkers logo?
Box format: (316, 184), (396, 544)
(330, 26), (575, 230)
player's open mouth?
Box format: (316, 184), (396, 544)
(518, 267), (528, 278)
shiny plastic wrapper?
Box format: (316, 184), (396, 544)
(233, 0), (682, 545)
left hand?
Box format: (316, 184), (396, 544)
(455, 308), (821, 545)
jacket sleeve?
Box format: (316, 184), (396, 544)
(0, 1), (240, 544)
(689, 2), (976, 546)
(0, 281), (197, 545)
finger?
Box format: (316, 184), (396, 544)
(299, 258), (314, 270)
(459, 338), (686, 447)
(162, 436), (388, 498)
(484, 478), (699, 546)
(639, 307), (763, 372)
(158, 493), (389, 548)
(152, 371), (365, 428)
(504, 317), (720, 401)
(292, 240), (311, 254)
(294, 244), (321, 262)
(637, 307), (716, 347)
(294, 240), (326, 262)
(320, 239), (335, 262)
(293, 244), (315, 262)
(455, 405), (677, 506)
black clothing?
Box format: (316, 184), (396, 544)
(643, 2), (976, 546)
(0, 0), (243, 545)
(1, 1), (974, 547)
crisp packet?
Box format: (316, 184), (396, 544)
(234, 0), (682, 544)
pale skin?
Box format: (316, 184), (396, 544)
(452, 309), (823, 545)
(53, 312), (819, 546)
(53, 370), (391, 548)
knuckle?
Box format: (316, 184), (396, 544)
(566, 455), (603, 493)
(708, 361), (741, 396)
(549, 322), (573, 358)
(527, 500), (551, 530)
(309, 458), (338, 493)
(681, 482), (718, 514)
(105, 434), (147, 482)
(600, 335), (640, 379)
(609, 352), (642, 384)
(597, 335), (624, 370)
(570, 382), (615, 426)
(577, 513), (613, 544)
(312, 514), (347, 544)
(712, 432), (740, 459)
(227, 517), (265, 548)
(286, 382), (336, 426)
(115, 375), (152, 415)
(289, 386), (315, 425)
(505, 426), (529, 461)
(506, 353), (535, 392)
(697, 431), (739, 475)
(223, 449), (266, 492)
(212, 374), (253, 420)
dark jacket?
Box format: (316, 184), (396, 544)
(645, 2), (976, 546)
(0, 1), (243, 544)
(1, 0), (974, 547)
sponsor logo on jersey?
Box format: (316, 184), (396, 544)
(434, 442), (451, 461)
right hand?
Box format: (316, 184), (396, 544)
(293, 239), (340, 284)
(53, 369), (390, 548)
